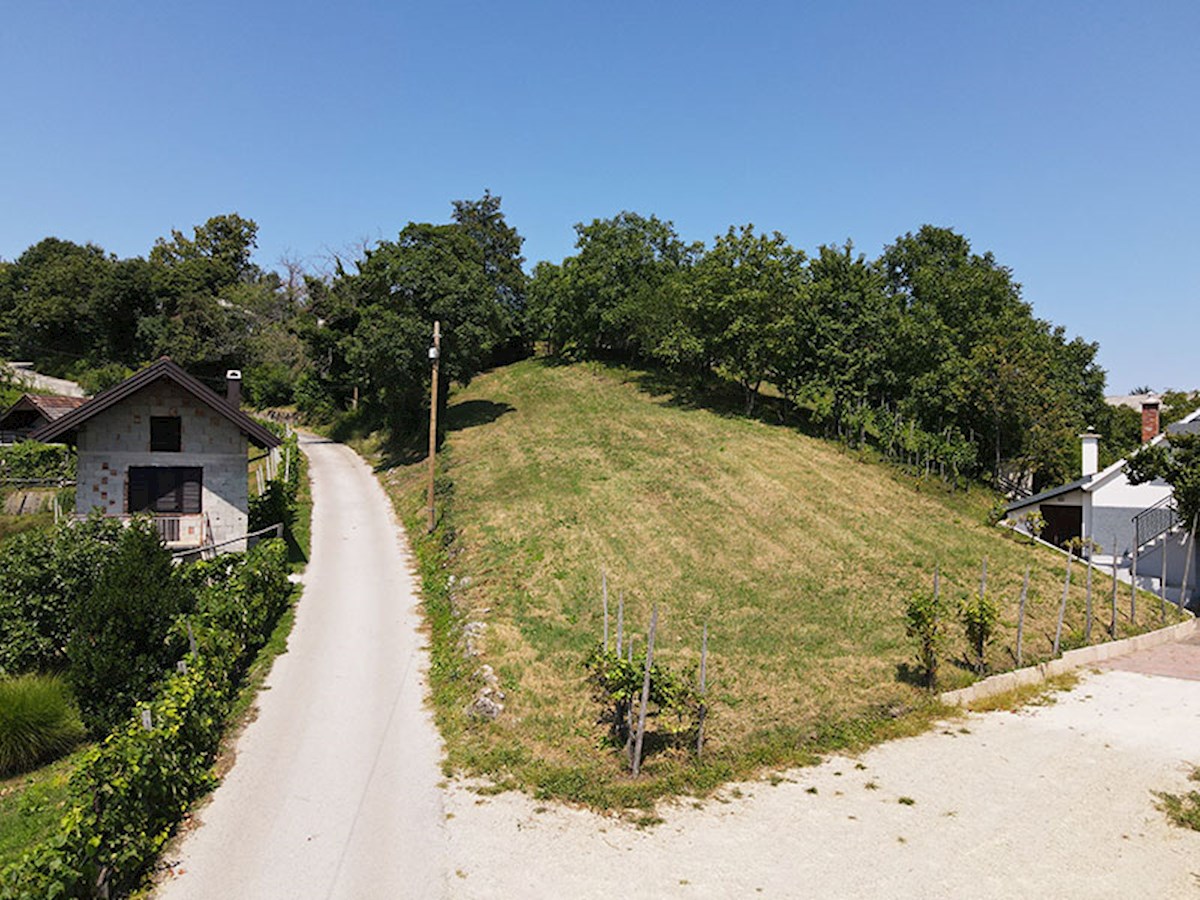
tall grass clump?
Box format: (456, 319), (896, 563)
(0, 675), (85, 776)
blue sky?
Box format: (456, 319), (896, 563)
(2, 1), (1196, 393)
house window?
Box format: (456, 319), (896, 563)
(150, 416), (182, 452)
(128, 467), (202, 514)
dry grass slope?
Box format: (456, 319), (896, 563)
(380, 357), (1181, 806)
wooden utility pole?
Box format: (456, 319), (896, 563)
(426, 321), (441, 533)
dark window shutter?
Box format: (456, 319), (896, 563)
(128, 467), (152, 512)
(181, 468), (202, 514)
(150, 417), (182, 452)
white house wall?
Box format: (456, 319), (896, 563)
(74, 381), (250, 547)
(1087, 471), (1173, 558)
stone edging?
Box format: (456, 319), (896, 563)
(939, 617), (1200, 706)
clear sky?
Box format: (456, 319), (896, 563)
(2, 1), (1196, 393)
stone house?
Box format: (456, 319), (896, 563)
(32, 357), (280, 551)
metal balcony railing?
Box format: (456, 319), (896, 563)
(1133, 495), (1181, 550)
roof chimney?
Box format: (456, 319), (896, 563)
(1081, 431), (1100, 477)
(1141, 396), (1161, 443)
(226, 370), (242, 409)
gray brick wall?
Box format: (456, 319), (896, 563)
(75, 381), (250, 547)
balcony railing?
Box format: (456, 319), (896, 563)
(74, 513), (207, 548)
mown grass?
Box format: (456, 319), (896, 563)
(377, 357), (1182, 807)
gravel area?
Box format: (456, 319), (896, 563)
(443, 666), (1200, 899)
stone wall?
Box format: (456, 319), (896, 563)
(75, 381), (250, 547)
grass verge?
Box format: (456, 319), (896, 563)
(0, 749), (88, 870)
(373, 357), (1184, 809)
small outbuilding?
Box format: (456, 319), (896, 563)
(0, 394), (88, 444)
(31, 357), (280, 551)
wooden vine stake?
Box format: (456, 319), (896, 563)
(631, 604), (658, 777)
(696, 623), (708, 760)
(1130, 542), (1138, 625)
(602, 570), (609, 653)
(1015, 566), (1029, 667)
(1160, 538), (1169, 624)
(616, 590), (624, 657)
(1109, 541), (1119, 639)
(979, 557), (987, 601)
(1179, 514), (1198, 612)
(1053, 549), (1072, 657)
(1084, 546), (1094, 643)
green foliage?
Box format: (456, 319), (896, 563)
(0, 516), (124, 676)
(585, 645), (699, 751)
(958, 590), (999, 675)
(71, 362), (132, 395)
(0, 675), (85, 777)
(1127, 433), (1200, 529)
(1022, 510), (1046, 539)
(0, 441), (75, 481)
(66, 520), (191, 735)
(527, 220), (1104, 488)
(904, 588), (946, 688)
(0, 540), (293, 898)
(296, 196), (525, 430)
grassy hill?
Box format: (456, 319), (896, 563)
(377, 357), (1179, 807)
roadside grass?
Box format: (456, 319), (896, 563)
(377, 357), (1184, 808)
(965, 673), (1081, 713)
(0, 511), (52, 544)
(0, 749), (89, 870)
(1155, 767), (1200, 832)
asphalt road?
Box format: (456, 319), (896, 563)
(158, 435), (448, 899)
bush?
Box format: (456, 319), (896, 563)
(1, 539), (293, 898)
(904, 587), (946, 689)
(0, 675), (85, 776)
(0, 442), (75, 481)
(585, 644), (698, 753)
(71, 363), (133, 396)
(67, 519), (191, 735)
(958, 590), (999, 675)
(0, 515), (124, 676)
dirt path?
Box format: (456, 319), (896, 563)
(158, 435), (448, 899)
(443, 663), (1200, 898)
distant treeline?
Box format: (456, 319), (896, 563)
(526, 215), (1128, 490)
(1, 201), (1140, 488)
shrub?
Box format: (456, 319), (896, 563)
(958, 590), (999, 675)
(0, 675), (85, 776)
(904, 588), (946, 689)
(71, 363), (133, 396)
(585, 645), (698, 753)
(1, 539), (294, 898)
(67, 519), (191, 735)
(0, 515), (124, 676)
(0, 441), (75, 481)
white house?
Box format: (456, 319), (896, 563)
(1005, 396), (1200, 609)
(31, 357), (280, 551)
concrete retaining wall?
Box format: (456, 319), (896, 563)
(940, 616), (1200, 706)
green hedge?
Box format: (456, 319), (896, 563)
(0, 443), (75, 482)
(0, 516), (124, 677)
(0, 540), (292, 899)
